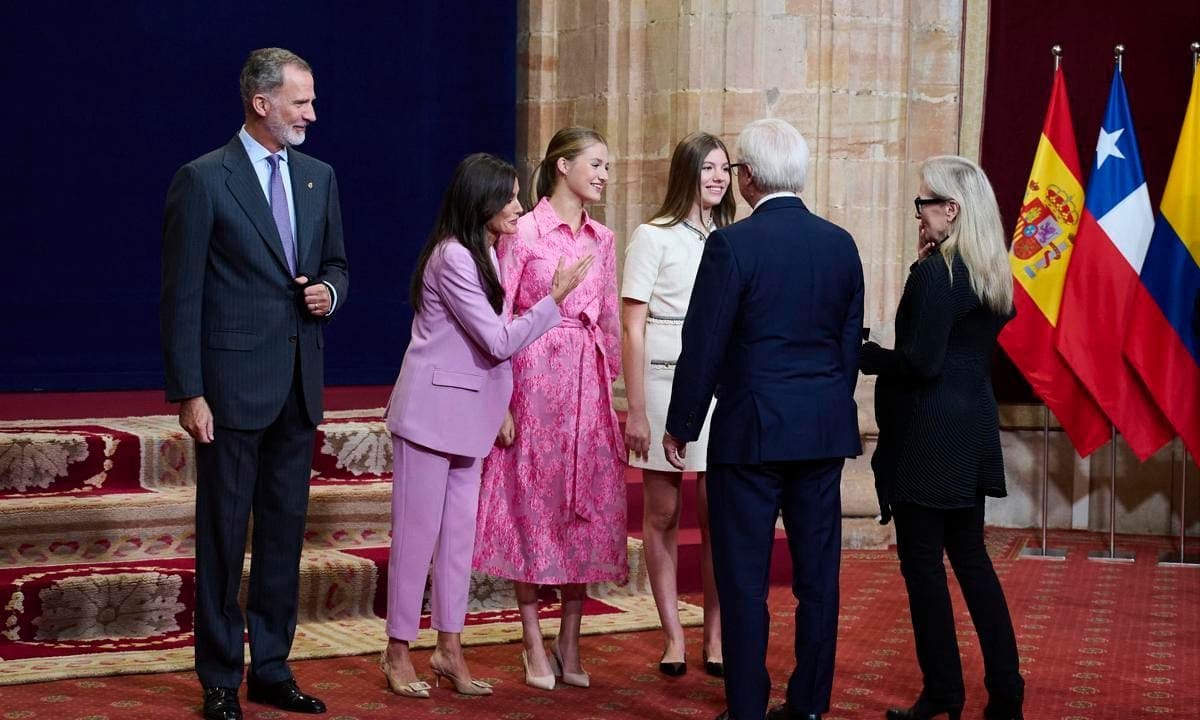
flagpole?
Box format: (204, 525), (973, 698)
(1157, 42), (1200, 569)
(1086, 45), (1137, 564)
(1159, 440), (1200, 567)
(1018, 44), (1069, 562)
(1090, 426), (1135, 562)
(1021, 404), (1068, 560)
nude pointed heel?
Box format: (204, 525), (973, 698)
(550, 641), (590, 688)
(522, 650), (556, 691)
(379, 650), (431, 699)
(431, 664), (494, 696)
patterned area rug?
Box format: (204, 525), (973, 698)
(0, 529), (1196, 720)
(0, 537), (694, 686)
(0, 411), (702, 686)
(0, 411), (393, 499)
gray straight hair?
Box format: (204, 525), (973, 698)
(240, 48), (312, 113)
(736, 118), (809, 194)
(921, 155), (1014, 315)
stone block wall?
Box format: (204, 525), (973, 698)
(514, 0), (1198, 540)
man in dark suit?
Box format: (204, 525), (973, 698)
(161, 47), (348, 720)
(664, 118), (863, 720)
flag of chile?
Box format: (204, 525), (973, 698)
(1056, 67), (1174, 461)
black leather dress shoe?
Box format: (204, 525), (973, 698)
(703, 652), (724, 677)
(765, 704), (821, 720)
(886, 696), (963, 720)
(764, 703), (819, 720)
(202, 687), (242, 720)
(246, 677), (326, 714)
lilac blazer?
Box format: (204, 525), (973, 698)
(385, 239), (560, 458)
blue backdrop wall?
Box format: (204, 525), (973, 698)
(1, 1), (517, 391)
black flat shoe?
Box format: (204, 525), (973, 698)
(885, 696), (962, 720)
(247, 677), (326, 714)
(659, 654), (687, 676)
(202, 687), (242, 720)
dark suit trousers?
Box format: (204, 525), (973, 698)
(892, 502), (1024, 706)
(707, 458), (844, 719)
(193, 361), (315, 688)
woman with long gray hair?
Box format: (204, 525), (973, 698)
(861, 155), (1023, 720)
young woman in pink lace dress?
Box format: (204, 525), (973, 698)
(473, 127), (627, 691)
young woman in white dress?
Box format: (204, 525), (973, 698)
(621, 132), (735, 677)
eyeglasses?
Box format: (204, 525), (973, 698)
(913, 196), (950, 214)
(729, 163), (750, 177)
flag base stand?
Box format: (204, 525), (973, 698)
(1019, 407), (1069, 562)
(1157, 551), (1200, 567)
(1020, 546), (1068, 561)
(1088, 548), (1135, 563)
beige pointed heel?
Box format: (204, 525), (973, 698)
(522, 650), (556, 690)
(379, 650), (432, 698)
(550, 642), (590, 688)
(431, 662), (494, 696)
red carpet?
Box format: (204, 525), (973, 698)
(1, 528), (1196, 719)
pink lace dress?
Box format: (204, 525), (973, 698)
(473, 198), (629, 584)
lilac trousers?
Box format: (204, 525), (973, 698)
(385, 435), (482, 641)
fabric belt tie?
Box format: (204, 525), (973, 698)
(555, 314), (623, 523)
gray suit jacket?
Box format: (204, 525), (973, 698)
(160, 134), (349, 430)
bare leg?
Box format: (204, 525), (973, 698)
(384, 637), (421, 685)
(429, 631), (477, 683)
(642, 469), (686, 663)
(697, 471), (723, 663)
(515, 581), (552, 677)
(557, 583), (588, 674)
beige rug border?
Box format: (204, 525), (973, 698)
(0, 594), (701, 686)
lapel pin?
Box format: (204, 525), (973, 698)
(307, 181), (313, 189)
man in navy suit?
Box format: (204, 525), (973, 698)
(161, 48), (348, 720)
(664, 118), (863, 720)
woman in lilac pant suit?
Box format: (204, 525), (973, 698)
(379, 153), (593, 699)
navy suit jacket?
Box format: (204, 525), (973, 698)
(665, 196), (864, 464)
(160, 135), (349, 430)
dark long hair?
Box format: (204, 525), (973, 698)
(651, 132), (736, 229)
(530, 126), (606, 204)
(409, 153), (517, 315)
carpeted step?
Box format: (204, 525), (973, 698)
(0, 483), (393, 568)
(0, 535), (696, 686)
(0, 410), (392, 499)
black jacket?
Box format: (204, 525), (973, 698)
(861, 252), (1012, 523)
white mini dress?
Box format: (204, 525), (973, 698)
(621, 218), (715, 472)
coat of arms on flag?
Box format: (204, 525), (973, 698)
(1012, 181), (1080, 278)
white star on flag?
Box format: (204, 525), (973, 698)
(1095, 127), (1126, 169)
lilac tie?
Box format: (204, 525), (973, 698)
(266, 154), (297, 275)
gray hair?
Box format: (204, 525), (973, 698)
(239, 48), (312, 112)
(736, 118), (809, 194)
(921, 155), (1013, 315)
